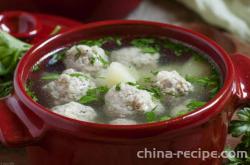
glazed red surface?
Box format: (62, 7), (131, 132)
(0, 0), (141, 22)
(1, 20), (250, 165)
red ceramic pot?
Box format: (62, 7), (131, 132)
(0, 20), (249, 165)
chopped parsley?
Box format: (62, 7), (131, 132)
(0, 30), (31, 98)
(127, 82), (162, 100)
(145, 106), (158, 122)
(0, 81), (13, 98)
(159, 115), (171, 121)
(163, 39), (194, 56)
(25, 82), (38, 101)
(41, 73), (60, 81)
(186, 69), (220, 98)
(131, 38), (160, 54)
(75, 46), (82, 58)
(50, 25), (62, 35)
(226, 107), (250, 164)
(115, 83), (121, 91)
(79, 86), (109, 104)
(150, 70), (159, 75)
(32, 64), (40, 72)
(186, 100), (206, 111)
(69, 73), (87, 81)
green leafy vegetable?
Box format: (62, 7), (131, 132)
(163, 39), (194, 56)
(25, 82), (38, 101)
(79, 86), (109, 104)
(226, 107), (250, 164)
(50, 25), (62, 35)
(0, 30), (31, 75)
(115, 83), (121, 91)
(0, 30), (31, 97)
(79, 37), (122, 47)
(145, 106), (158, 122)
(69, 73), (87, 80)
(186, 100), (206, 111)
(127, 82), (163, 100)
(32, 64), (40, 72)
(41, 73), (60, 81)
(229, 107), (250, 137)
(131, 38), (160, 54)
(0, 81), (12, 98)
(186, 69), (220, 98)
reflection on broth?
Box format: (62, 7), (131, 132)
(26, 36), (221, 125)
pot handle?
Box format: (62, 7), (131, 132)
(231, 53), (250, 105)
(0, 96), (34, 147)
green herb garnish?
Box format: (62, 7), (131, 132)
(186, 69), (220, 98)
(50, 25), (62, 36)
(186, 100), (206, 111)
(145, 106), (158, 122)
(131, 38), (160, 54)
(0, 81), (12, 98)
(163, 39), (193, 56)
(226, 107), (250, 164)
(25, 82), (38, 101)
(79, 86), (109, 104)
(41, 73), (60, 81)
(0, 30), (31, 97)
(159, 115), (171, 121)
(127, 82), (163, 100)
(115, 83), (121, 91)
(32, 64), (40, 72)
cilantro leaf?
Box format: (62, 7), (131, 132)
(163, 39), (194, 56)
(145, 106), (158, 122)
(131, 38), (160, 54)
(79, 86), (109, 104)
(50, 25), (62, 36)
(0, 81), (12, 97)
(0, 30), (31, 97)
(229, 107), (250, 137)
(41, 73), (60, 81)
(186, 69), (220, 98)
(25, 82), (38, 101)
(186, 100), (206, 111)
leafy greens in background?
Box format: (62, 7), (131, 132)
(225, 107), (250, 164)
(0, 30), (31, 97)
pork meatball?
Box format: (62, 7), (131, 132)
(154, 71), (193, 96)
(43, 69), (96, 105)
(110, 47), (160, 69)
(64, 45), (109, 74)
(109, 118), (137, 125)
(51, 102), (97, 122)
(104, 83), (165, 118)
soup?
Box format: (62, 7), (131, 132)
(26, 36), (221, 125)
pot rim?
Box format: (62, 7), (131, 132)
(14, 20), (235, 132)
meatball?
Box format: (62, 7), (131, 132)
(110, 47), (160, 69)
(43, 69), (96, 105)
(154, 70), (193, 96)
(51, 102), (97, 122)
(64, 45), (109, 74)
(104, 83), (165, 118)
(109, 118), (137, 125)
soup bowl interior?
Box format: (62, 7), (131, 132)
(14, 20), (235, 134)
